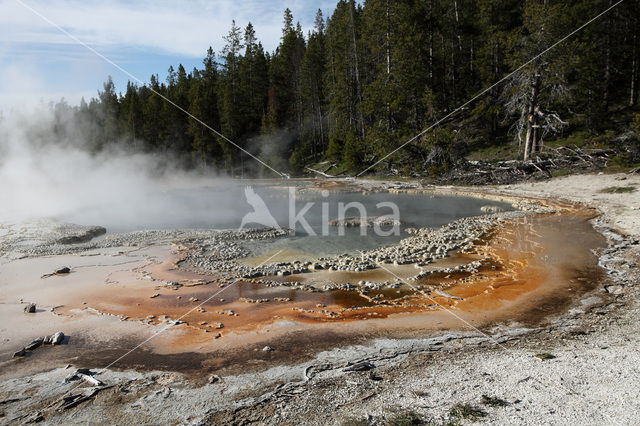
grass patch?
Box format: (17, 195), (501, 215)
(545, 130), (612, 150)
(466, 143), (519, 162)
(534, 353), (557, 360)
(449, 403), (486, 421)
(550, 167), (573, 178)
(599, 186), (637, 194)
(481, 395), (508, 407)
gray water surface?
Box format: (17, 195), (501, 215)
(60, 184), (511, 255)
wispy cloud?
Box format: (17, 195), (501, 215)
(2, 0), (335, 57)
(0, 0), (335, 109)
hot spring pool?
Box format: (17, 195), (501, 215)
(58, 183), (512, 256)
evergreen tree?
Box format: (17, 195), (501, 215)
(40, 1), (640, 177)
(299, 9), (328, 161)
(239, 23), (269, 136)
(188, 47), (224, 169)
(219, 20), (245, 172)
(325, 0), (365, 166)
(121, 81), (143, 148)
(95, 76), (120, 150)
(142, 74), (166, 150)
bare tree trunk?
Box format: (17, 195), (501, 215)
(524, 123), (532, 161)
(470, 38), (474, 73)
(386, 0), (392, 131)
(318, 104), (324, 155)
(524, 74), (541, 161)
(603, 0), (613, 106)
(454, 0), (462, 52)
(348, 4), (365, 138)
(450, 37), (457, 105)
(386, 0), (391, 76)
(532, 107), (539, 153)
(631, 28), (639, 106)
(429, 1), (434, 85)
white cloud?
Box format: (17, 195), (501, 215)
(0, 0), (336, 110)
(2, 0), (336, 57)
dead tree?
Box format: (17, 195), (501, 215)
(503, 1), (572, 162)
(523, 73), (541, 161)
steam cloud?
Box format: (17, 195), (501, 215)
(0, 107), (244, 232)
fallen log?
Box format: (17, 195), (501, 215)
(305, 167), (335, 178)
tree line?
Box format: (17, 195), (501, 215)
(47, 0), (640, 177)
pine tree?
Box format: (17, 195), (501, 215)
(219, 20), (245, 173)
(472, 0), (522, 140)
(142, 74), (166, 150)
(96, 76), (120, 149)
(188, 47), (224, 169)
(239, 23), (269, 136)
(46, 0), (640, 177)
(325, 0), (365, 166)
(299, 9), (328, 161)
(163, 64), (191, 154)
(121, 81), (143, 148)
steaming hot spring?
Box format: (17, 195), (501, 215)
(0, 174), (605, 374)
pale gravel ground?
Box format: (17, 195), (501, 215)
(500, 172), (640, 236)
(1, 173), (639, 425)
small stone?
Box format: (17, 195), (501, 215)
(24, 338), (43, 351)
(50, 332), (65, 345)
(23, 303), (36, 314)
(262, 346), (274, 352)
(605, 285), (624, 294)
(150, 293), (160, 299)
(55, 267), (71, 274)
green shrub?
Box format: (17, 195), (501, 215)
(534, 353), (556, 360)
(611, 152), (636, 168)
(599, 186), (636, 194)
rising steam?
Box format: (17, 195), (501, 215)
(0, 107), (245, 232)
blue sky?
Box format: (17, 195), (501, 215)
(0, 0), (337, 110)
